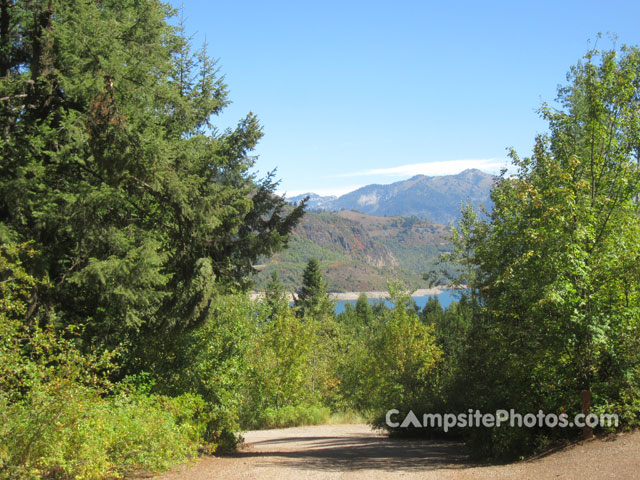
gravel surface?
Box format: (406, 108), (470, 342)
(153, 424), (640, 480)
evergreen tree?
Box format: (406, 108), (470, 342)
(0, 1), (305, 352)
(294, 258), (333, 318)
(355, 293), (373, 326)
(264, 271), (289, 317)
(421, 295), (444, 324)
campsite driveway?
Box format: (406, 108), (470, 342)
(155, 424), (639, 479)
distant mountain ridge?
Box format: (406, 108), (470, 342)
(288, 169), (495, 224)
(288, 192), (337, 210)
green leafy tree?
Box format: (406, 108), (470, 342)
(366, 286), (442, 427)
(332, 294), (373, 410)
(243, 303), (313, 417)
(425, 202), (485, 305)
(0, 1), (305, 355)
(461, 44), (640, 458)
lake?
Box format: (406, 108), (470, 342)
(334, 289), (463, 314)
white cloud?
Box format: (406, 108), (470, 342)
(334, 158), (510, 178)
(277, 158), (513, 199)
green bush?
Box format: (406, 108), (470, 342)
(0, 382), (205, 480)
(365, 286), (442, 430)
(258, 404), (332, 429)
(0, 244), (206, 479)
(135, 294), (256, 451)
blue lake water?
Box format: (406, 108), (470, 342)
(334, 289), (463, 314)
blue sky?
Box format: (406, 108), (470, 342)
(170, 1), (640, 197)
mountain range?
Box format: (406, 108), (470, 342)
(256, 169), (497, 291)
(288, 168), (495, 225)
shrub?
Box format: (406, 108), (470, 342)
(259, 404), (332, 429)
(0, 386), (204, 479)
(0, 244), (206, 479)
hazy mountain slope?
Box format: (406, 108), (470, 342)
(288, 193), (337, 210)
(330, 169), (494, 224)
(335, 210), (450, 277)
(285, 169), (494, 224)
(295, 212), (398, 268)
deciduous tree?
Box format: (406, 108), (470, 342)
(462, 44), (640, 457)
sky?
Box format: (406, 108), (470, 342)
(169, 1), (640, 197)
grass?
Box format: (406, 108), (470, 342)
(326, 410), (371, 425)
(252, 404), (370, 430)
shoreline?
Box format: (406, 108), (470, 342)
(250, 286), (459, 302)
(328, 287), (444, 301)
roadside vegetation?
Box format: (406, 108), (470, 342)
(1, 1), (639, 478)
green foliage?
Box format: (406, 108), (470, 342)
(256, 405), (368, 430)
(0, 243), (112, 403)
(0, 1), (306, 473)
(254, 404), (332, 430)
(0, 388), (204, 480)
(422, 294), (472, 398)
(294, 258), (335, 318)
(333, 302), (375, 411)
(6, 0), (640, 471)
(454, 44), (640, 458)
(241, 301), (314, 419)
(355, 293), (374, 326)
(330, 283), (443, 426)
(0, 0), (305, 356)
(239, 284), (346, 429)
(365, 286), (442, 428)
(132, 293), (256, 449)
(264, 271), (289, 317)
(0, 244), (205, 479)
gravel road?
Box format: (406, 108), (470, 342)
(154, 424), (640, 480)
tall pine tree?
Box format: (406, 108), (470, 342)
(0, 1), (305, 351)
(295, 258), (333, 318)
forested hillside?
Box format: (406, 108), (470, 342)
(253, 210), (451, 291)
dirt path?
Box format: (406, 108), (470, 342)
(155, 424), (640, 480)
